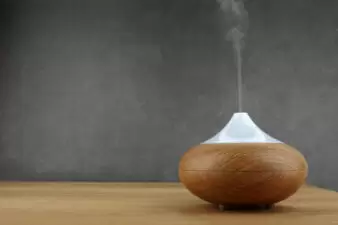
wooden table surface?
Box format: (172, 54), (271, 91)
(0, 182), (337, 225)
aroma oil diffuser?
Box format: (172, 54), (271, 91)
(178, 0), (308, 209)
(179, 112), (308, 209)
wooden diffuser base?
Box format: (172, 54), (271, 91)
(179, 143), (308, 206)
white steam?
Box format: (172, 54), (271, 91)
(217, 0), (248, 112)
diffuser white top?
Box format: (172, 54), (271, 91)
(204, 112), (282, 144)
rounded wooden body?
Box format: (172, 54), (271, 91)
(179, 143), (308, 205)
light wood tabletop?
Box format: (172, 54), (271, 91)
(0, 182), (337, 225)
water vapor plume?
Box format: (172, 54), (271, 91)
(217, 0), (249, 112)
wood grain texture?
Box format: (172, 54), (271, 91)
(179, 143), (308, 205)
(0, 183), (337, 225)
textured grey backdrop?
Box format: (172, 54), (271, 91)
(0, 0), (337, 189)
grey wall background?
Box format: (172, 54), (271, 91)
(0, 0), (337, 188)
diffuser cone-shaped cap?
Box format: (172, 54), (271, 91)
(204, 112), (281, 144)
